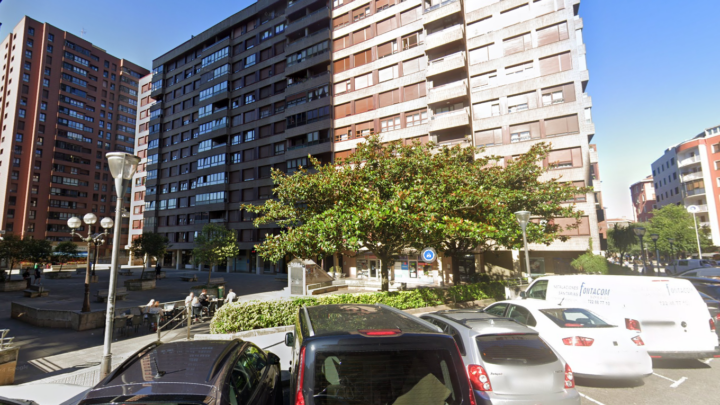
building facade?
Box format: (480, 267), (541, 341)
(144, 0), (333, 272)
(651, 124), (720, 246)
(127, 74), (152, 262)
(331, 0), (600, 276)
(629, 175), (656, 223)
(0, 17), (147, 257)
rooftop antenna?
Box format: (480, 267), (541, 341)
(81, 28), (86, 38)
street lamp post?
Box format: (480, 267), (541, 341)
(667, 238), (676, 274)
(686, 206), (703, 259)
(634, 227), (649, 276)
(514, 211), (532, 283)
(650, 233), (660, 275)
(100, 152), (140, 379)
(67, 214), (113, 312)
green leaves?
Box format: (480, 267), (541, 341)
(129, 232), (170, 264)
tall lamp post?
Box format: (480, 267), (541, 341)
(67, 214), (113, 312)
(634, 226), (649, 275)
(650, 233), (660, 276)
(100, 152), (140, 379)
(668, 238), (676, 274)
(687, 205), (703, 259)
(515, 211), (532, 283)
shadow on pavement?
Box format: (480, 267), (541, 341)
(575, 377), (645, 389)
(652, 359), (712, 370)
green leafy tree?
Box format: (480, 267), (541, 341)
(571, 240), (608, 274)
(54, 241), (80, 272)
(129, 232), (170, 280)
(247, 136), (588, 290)
(0, 235), (26, 280)
(23, 238), (54, 269)
(607, 224), (638, 264)
(647, 204), (713, 258)
(192, 223), (239, 284)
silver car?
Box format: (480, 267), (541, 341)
(420, 310), (581, 405)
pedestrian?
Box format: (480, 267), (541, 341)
(225, 289), (236, 303)
(191, 297), (202, 322)
(155, 261), (162, 280)
(33, 264), (42, 286)
(185, 292), (194, 306)
(22, 268), (31, 289)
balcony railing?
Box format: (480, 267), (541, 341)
(288, 7), (328, 26)
(287, 138), (331, 150)
(678, 155), (701, 167)
(681, 171), (703, 182)
(685, 188), (706, 197)
(424, 0), (459, 14)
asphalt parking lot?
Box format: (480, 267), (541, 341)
(576, 358), (719, 405)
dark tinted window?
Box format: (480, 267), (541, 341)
(312, 350), (461, 405)
(484, 303), (507, 317)
(244, 345), (268, 380)
(306, 304), (433, 335)
(423, 317), (466, 356)
(507, 305), (537, 327)
(476, 334), (557, 366)
(526, 280), (548, 299)
(540, 308), (613, 328)
(696, 284), (720, 300)
(229, 354), (258, 405)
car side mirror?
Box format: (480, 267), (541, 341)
(519, 291), (527, 299)
(267, 352), (281, 365)
(284, 332), (294, 347)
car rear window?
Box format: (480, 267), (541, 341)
(312, 349), (461, 405)
(476, 334), (558, 366)
(540, 308), (613, 328)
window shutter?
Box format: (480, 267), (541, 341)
(260, 48), (271, 61)
(335, 103), (351, 118)
(333, 13), (349, 29)
(404, 83), (419, 100)
(334, 57), (350, 73)
(245, 73), (257, 85)
(335, 126), (351, 141)
(232, 114), (243, 126)
(559, 52), (572, 71)
(377, 17), (397, 35)
(401, 6), (420, 25)
(244, 110), (256, 122)
(260, 66), (271, 79)
(356, 120), (374, 135)
(378, 41), (393, 58)
(558, 22), (569, 40)
(259, 145), (272, 158)
(403, 57), (421, 74)
(334, 36), (349, 51)
(274, 120), (285, 133)
(259, 124), (271, 138)
(503, 36), (525, 56)
(539, 54), (561, 75)
(274, 41), (285, 54)
(537, 24), (559, 46)
(275, 60), (286, 74)
(335, 150), (353, 160)
(418, 81), (426, 97)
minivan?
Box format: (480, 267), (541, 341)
(668, 259), (713, 275)
(521, 275), (720, 359)
(284, 304), (476, 405)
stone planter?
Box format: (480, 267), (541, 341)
(0, 346), (19, 385)
(124, 279), (156, 291)
(0, 280), (27, 292)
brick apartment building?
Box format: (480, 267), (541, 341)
(0, 17), (148, 256)
(630, 174), (656, 223)
(651, 124), (720, 246)
(142, 0), (333, 272)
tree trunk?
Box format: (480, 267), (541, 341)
(7, 260), (13, 280)
(207, 262), (213, 285)
(59, 260), (64, 272)
(379, 256), (390, 292)
(451, 255), (461, 285)
(139, 254), (147, 281)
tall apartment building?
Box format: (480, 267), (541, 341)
(0, 17), (148, 257)
(651, 124), (720, 246)
(331, 0), (599, 276)
(629, 174), (656, 223)
(127, 74), (152, 261)
(144, 0), (333, 272)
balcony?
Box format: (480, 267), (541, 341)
(423, 0), (461, 26)
(427, 79), (468, 105)
(685, 188), (706, 197)
(689, 204), (709, 213)
(678, 155), (701, 167)
(429, 107), (470, 132)
(681, 171), (703, 182)
(592, 179), (601, 192)
(427, 51), (465, 77)
(426, 24), (464, 51)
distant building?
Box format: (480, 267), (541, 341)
(651, 124), (720, 246)
(630, 175), (656, 223)
(127, 74), (152, 263)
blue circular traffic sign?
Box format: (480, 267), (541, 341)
(421, 248), (437, 263)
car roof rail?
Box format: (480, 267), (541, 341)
(376, 303), (443, 333)
(434, 313), (521, 329)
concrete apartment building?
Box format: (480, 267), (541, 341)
(0, 17), (148, 257)
(630, 174), (656, 223)
(144, 0), (333, 272)
(126, 74), (152, 261)
(651, 124), (720, 246)
(331, 0), (599, 277)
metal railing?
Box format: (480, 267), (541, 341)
(288, 7), (328, 26)
(424, 0), (459, 14)
(157, 306), (192, 342)
(0, 329), (14, 350)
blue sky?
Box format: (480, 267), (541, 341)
(2, 0), (719, 220)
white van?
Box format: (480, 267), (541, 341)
(668, 259), (713, 275)
(520, 275), (720, 359)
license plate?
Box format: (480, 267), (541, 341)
(510, 374), (553, 392)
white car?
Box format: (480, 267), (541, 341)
(484, 299), (653, 380)
(668, 259), (714, 274)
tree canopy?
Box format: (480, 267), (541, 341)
(192, 223), (239, 284)
(129, 232), (170, 279)
(607, 224), (638, 263)
(246, 135), (590, 290)
(54, 241), (80, 271)
(646, 204), (714, 257)
(0, 235), (25, 280)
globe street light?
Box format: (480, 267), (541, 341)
(633, 226), (649, 276)
(668, 238), (676, 274)
(650, 233), (660, 276)
(515, 211), (532, 283)
(100, 152), (140, 379)
(67, 214), (113, 312)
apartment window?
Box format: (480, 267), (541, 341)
(503, 33), (532, 56)
(547, 147), (582, 169)
(469, 44), (495, 65)
(333, 57), (351, 74)
(352, 26), (373, 45)
(379, 64), (399, 82)
(401, 32), (419, 50)
(379, 88), (400, 108)
(555, 217), (591, 236)
(403, 56), (426, 76)
(377, 16), (398, 35)
(354, 72), (374, 90)
(475, 128), (503, 147)
(510, 121), (540, 143)
(333, 35), (350, 51)
(354, 96), (375, 114)
(406, 109), (428, 127)
(403, 82), (426, 101)
(335, 79), (351, 95)
(506, 61), (534, 77)
(544, 114), (579, 137)
(507, 91), (536, 113)
(539, 52), (572, 76)
(537, 22), (569, 47)
(335, 103), (351, 118)
(380, 115), (401, 132)
(354, 49), (372, 68)
(400, 6), (421, 25)
(378, 40), (398, 59)
(333, 13), (350, 30)
(356, 121), (375, 137)
(542, 83), (575, 106)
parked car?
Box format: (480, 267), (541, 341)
(284, 303), (476, 405)
(686, 277), (720, 300)
(483, 300), (652, 380)
(677, 267), (720, 280)
(520, 275), (720, 359)
(79, 340), (282, 405)
(419, 310), (581, 405)
(667, 259), (714, 275)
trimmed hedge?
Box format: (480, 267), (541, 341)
(210, 281), (509, 334)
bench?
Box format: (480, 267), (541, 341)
(208, 277), (225, 286)
(45, 272), (72, 280)
(96, 287), (129, 303)
(141, 271), (166, 280)
(24, 288), (49, 298)
(180, 274), (198, 282)
(119, 270), (134, 276)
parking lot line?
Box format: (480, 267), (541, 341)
(701, 358), (714, 364)
(653, 372), (688, 388)
(652, 372), (675, 382)
(578, 392), (606, 405)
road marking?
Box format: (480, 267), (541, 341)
(702, 358), (714, 364)
(653, 372), (688, 388)
(578, 392), (606, 405)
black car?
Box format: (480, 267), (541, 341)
(78, 340), (282, 405)
(284, 303), (476, 405)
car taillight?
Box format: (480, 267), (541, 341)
(625, 318), (641, 332)
(357, 328), (402, 336)
(711, 318), (716, 332)
(468, 365), (492, 392)
(564, 363), (575, 389)
(631, 336), (645, 346)
(562, 337), (595, 346)
(295, 347), (306, 405)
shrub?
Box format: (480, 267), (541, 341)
(210, 281), (509, 334)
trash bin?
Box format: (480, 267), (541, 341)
(217, 285), (224, 299)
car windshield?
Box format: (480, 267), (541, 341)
(476, 334), (558, 366)
(540, 308), (614, 328)
(312, 349), (461, 405)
